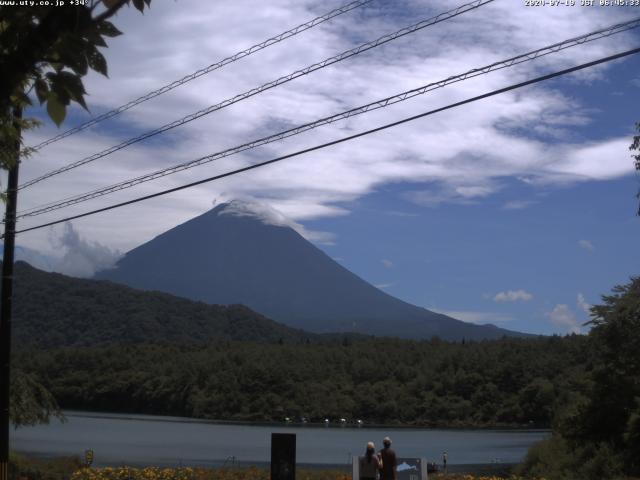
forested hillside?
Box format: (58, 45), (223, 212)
(16, 335), (586, 427)
(10, 261), (317, 347)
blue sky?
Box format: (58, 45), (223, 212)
(303, 54), (640, 335)
(9, 0), (640, 335)
(307, 175), (639, 334)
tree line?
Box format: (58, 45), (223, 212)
(15, 334), (587, 428)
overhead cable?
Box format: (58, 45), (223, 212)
(26, 0), (375, 152)
(19, 0), (494, 190)
(16, 16), (640, 219)
(11, 46), (640, 237)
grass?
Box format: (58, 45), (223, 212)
(10, 453), (530, 480)
(9, 452), (83, 480)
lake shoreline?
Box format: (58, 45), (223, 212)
(12, 411), (548, 467)
(63, 409), (550, 432)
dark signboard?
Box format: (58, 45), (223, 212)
(271, 433), (296, 480)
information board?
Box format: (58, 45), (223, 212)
(352, 456), (427, 480)
(396, 458), (427, 480)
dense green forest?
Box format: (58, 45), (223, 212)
(10, 261), (324, 347)
(15, 335), (586, 427)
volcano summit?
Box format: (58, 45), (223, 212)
(96, 201), (527, 340)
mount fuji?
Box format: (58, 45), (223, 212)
(96, 201), (529, 340)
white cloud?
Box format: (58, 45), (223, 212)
(547, 304), (582, 334)
(217, 197), (337, 245)
(502, 200), (536, 210)
(577, 293), (591, 316)
(374, 282), (395, 289)
(6, 225), (121, 277)
(13, 0), (640, 255)
(381, 259), (393, 268)
(50, 223), (122, 278)
(548, 139), (635, 181)
(579, 239), (595, 252)
(434, 309), (513, 325)
(493, 289), (533, 303)
(384, 210), (419, 217)
(404, 180), (500, 207)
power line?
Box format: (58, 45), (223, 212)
(11, 46), (640, 237)
(17, 16), (640, 219)
(26, 0), (375, 153)
(19, 0), (494, 190)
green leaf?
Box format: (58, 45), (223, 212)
(132, 0), (145, 12)
(97, 21), (122, 38)
(34, 78), (49, 104)
(74, 93), (88, 111)
(56, 71), (88, 111)
(85, 29), (108, 48)
(48, 72), (72, 106)
(46, 93), (66, 127)
(75, 53), (89, 76)
(58, 71), (87, 94)
(87, 48), (108, 77)
(56, 38), (90, 75)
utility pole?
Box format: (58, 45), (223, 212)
(0, 106), (22, 480)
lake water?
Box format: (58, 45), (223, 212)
(11, 411), (549, 468)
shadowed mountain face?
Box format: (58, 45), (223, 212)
(96, 201), (529, 340)
(9, 261), (316, 348)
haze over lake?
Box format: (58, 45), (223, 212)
(11, 411), (549, 468)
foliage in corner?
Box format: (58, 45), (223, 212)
(632, 122), (640, 214)
(519, 276), (640, 480)
(0, 0), (151, 428)
(9, 368), (65, 428)
(0, 0), (152, 170)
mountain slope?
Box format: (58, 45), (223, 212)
(96, 201), (528, 340)
(10, 261), (316, 348)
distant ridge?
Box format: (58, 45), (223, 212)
(9, 261), (319, 348)
(96, 201), (530, 341)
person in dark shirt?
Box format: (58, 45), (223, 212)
(378, 436), (397, 480)
(359, 441), (381, 480)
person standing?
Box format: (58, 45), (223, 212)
(443, 451), (448, 472)
(378, 436), (397, 480)
(359, 442), (381, 480)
